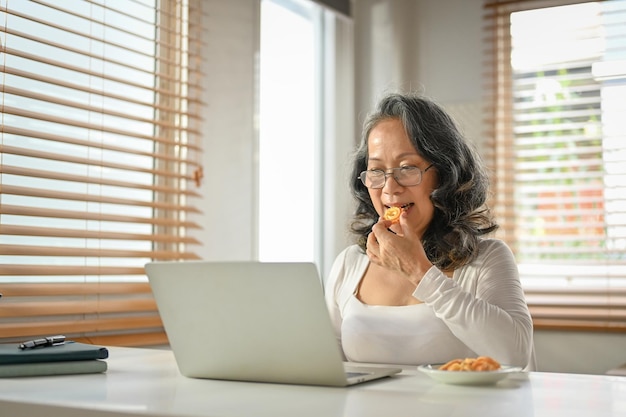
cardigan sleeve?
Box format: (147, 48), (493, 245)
(413, 239), (535, 369)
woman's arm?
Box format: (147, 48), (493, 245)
(414, 239), (535, 369)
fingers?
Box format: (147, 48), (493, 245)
(368, 214), (431, 282)
(372, 218), (395, 237)
(365, 231), (380, 265)
(396, 210), (414, 238)
(368, 222), (400, 267)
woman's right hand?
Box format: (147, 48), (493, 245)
(367, 214), (433, 287)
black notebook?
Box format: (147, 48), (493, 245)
(0, 359), (108, 377)
(0, 341), (109, 365)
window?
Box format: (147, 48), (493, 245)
(0, 0), (205, 345)
(257, 0), (352, 275)
(484, 0), (626, 330)
(259, 0), (321, 263)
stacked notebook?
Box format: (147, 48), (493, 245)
(0, 341), (109, 377)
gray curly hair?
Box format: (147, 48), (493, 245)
(349, 93), (498, 271)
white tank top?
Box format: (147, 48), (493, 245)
(341, 294), (475, 365)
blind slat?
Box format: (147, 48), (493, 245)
(0, 244), (201, 260)
(1, 282), (154, 296)
(530, 319), (626, 332)
(0, 265), (146, 276)
(0, 204), (201, 228)
(0, 316), (164, 339)
(1, 224), (200, 244)
(0, 299), (158, 318)
(530, 306), (626, 320)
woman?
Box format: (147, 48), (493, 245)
(324, 92), (536, 370)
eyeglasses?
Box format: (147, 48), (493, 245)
(358, 164), (434, 189)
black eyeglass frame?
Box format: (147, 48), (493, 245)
(358, 164), (434, 189)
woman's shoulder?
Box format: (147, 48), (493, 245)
(326, 245), (368, 292)
(331, 245), (368, 276)
(478, 238), (513, 254)
(337, 244), (366, 262)
(473, 238), (517, 270)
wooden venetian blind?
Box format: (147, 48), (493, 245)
(484, 0), (626, 331)
(0, 0), (205, 346)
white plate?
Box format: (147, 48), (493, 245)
(417, 364), (523, 386)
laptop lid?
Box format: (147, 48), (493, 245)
(145, 261), (400, 387)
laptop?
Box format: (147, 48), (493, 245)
(145, 260), (401, 387)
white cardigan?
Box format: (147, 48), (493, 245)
(324, 239), (536, 370)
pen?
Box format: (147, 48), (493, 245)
(19, 335), (66, 350)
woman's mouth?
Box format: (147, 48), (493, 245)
(386, 203), (414, 211)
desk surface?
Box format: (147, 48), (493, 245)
(0, 346), (625, 417)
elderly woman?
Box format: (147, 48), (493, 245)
(324, 92), (536, 370)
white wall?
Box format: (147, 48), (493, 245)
(192, 0), (626, 375)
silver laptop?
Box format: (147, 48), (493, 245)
(145, 260), (401, 387)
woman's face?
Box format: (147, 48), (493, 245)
(366, 118), (438, 238)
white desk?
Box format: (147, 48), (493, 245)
(0, 347), (625, 417)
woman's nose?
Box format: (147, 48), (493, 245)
(382, 174), (404, 193)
